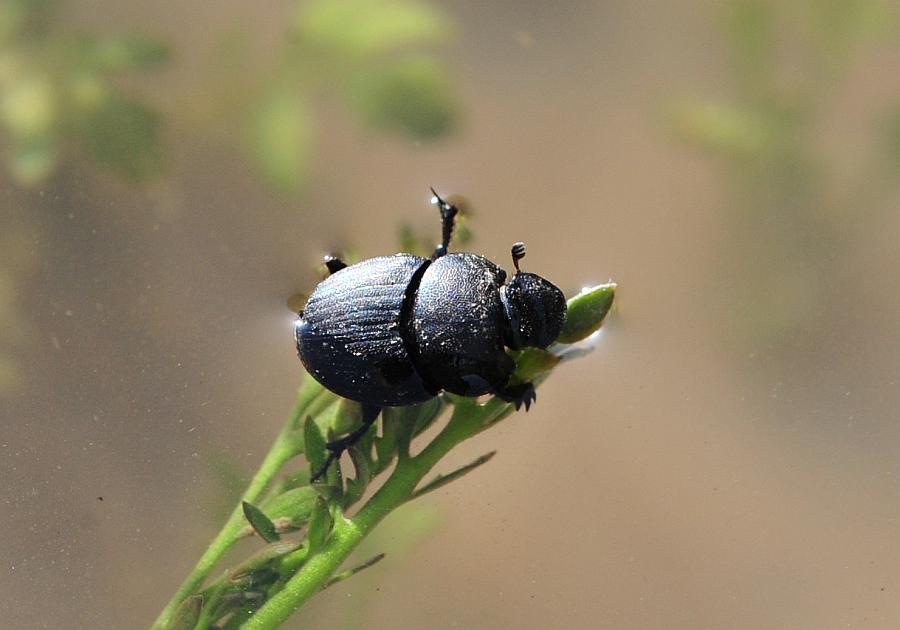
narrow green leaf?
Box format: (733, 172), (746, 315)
(227, 568), (280, 593)
(166, 594), (203, 630)
(322, 553), (386, 590)
(510, 347), (561, 382)
(411, 451), (496, 500)
(306, 496), (333, 554)
(303, 415), (328, 477)
(556, 283), (616, 344)
(242, 501), (280, 543)
(229, 541), (300, 583)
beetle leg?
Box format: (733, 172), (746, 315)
(324, 255), (347, 275)
(429, 187), (458, 259)
(494, 382), (537, 412)
(311, 404), (382, 482)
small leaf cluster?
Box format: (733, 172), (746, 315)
(156, 283), (616, 630)
(0, 0), (168, 185)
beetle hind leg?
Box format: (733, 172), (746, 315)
(311, 404), (382, 482)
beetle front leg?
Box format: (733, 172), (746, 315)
(311, 403), (382, 482)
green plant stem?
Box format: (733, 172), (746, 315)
(151, 443), (294, 629)
(151, 382), (322, 630)
(241, 402), (503, 630)
(153, 285), (614, 629)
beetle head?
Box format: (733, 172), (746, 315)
(501, 271), (567, 350)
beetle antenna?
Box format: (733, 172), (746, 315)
(430, 187), (458, 259)
(511, 242), (526, 272)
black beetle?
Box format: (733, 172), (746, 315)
(295, 190), (567, 479)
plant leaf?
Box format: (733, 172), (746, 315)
(303, 415), (328, 477)
(242, 501), (280, 543)
(510, 348), (561, 383)
(556, 283), (616, 344)
(306, 495), (334, 554)
(166, 594), (203, 630)
(230, 541), (300, 584)
(322, 553), (386, 590)
(411, 451), (496, 500)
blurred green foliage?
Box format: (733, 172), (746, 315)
(669, 0), (899, 345)
(0, 0), (167, 185)
(249, 86), (314, 194)
(0, 0), (461, 400)
(246, 0), (458, 192)
(0, 0), (458, 192)
(294, 0), (444, 57)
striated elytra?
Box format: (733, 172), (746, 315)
(295, 190), (567, 480)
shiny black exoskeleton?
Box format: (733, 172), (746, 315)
(295, 190), (566, 479)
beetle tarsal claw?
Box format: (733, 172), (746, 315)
(523, 384), (536, 411)
(504, 382), (536, 412)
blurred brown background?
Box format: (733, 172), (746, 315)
(3, 0), (900, 628)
